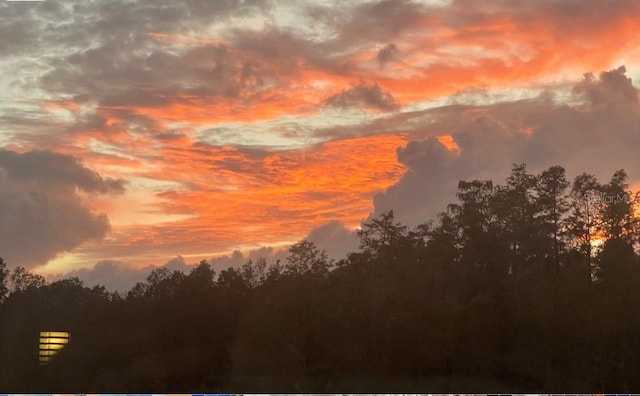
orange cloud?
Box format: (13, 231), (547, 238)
(60, 133), (409, 268)
(437, 135), (460, 151)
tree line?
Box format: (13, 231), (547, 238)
(1, 163), (640, 393)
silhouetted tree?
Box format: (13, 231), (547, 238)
(491, 164), (538, 275)
(0, 257), (8, 303)
(357, 210), (409, 264)
(9, 266), (47, 294)
(217, 266), (248, 292)
(241, 257), (267, 287)
(601, 170), (635, 242)
(566, 173), (604, 279)
(285, 240), (331, 276)
(426, 210), (461, 273)
(534, 165), (570, 275)
(266, 259), (284, 282)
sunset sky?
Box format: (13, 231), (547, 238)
(1, 0), (640, 290)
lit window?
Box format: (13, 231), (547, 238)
(39, 331), (70, 365)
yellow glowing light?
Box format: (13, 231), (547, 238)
(40, 343), (66, 350)
(40, 337), (69, 344)
(39, 331), (70, 365)
(40, 331), (70, 338)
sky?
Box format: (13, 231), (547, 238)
(1, 0), (640, 291)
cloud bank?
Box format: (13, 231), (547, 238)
(374, 66), (640, 226)
(0, 150), (125, 268)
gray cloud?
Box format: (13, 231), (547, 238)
(1, 0), (271, 144)
(0, 150), (125, 269)
(442, 0), (639, 34)
(377, 43), (399, 68)
(306, 220), (359, 261)
(63, 260), (154, 293)
(2, 0), (431, 145)
(373, 67), (640, 227)
(231, 1), (430, 75)
(314, 0), (430, 49)
(39, 41), (266, 112)
(574, 66), (639, 110)
(0, 149), (126, 193)
(62, 255), (192, 293)
(325, 82), (398, 111)
(0, 0), (267, 58)
(9, 0), (635, 149)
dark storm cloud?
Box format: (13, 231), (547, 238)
(325, 82), (398, 111)
(372, 67), (640, 227)
(0, 150), (125, 269)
